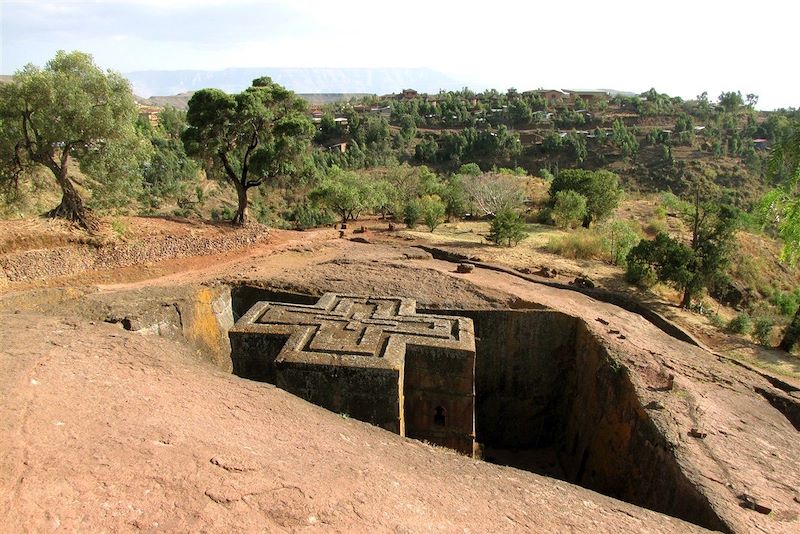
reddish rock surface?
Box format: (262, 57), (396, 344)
(1, 314), (704, 532)
(2, 219), (799, 532)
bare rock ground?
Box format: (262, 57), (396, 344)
(0, 314), (704, 533)
(2, 218), (799, 532)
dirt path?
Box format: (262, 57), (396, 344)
(95, 228), (340, 292)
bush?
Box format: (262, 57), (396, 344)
(211, 205), (236, 221)
(110, 217), (129, 238)
(552, 190), (588, 229)
(770, 289), (800, 317)
(547, 229), (605, 259)
(289, 203), (335, 229)
(549, 169), (622, 227)
(403, 200), (421, 228)
(753, 317), (774, 346)
(602, 219), (641, 266)
(728, 313), (751, 334)
(660, 191), (693, 216)
(488, 208), (527, 246)
(418, 195), (446, 232)
(709, 313), (725, 328)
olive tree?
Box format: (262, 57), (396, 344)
(0, 50), (141, 230)
(182, 77), (314, 225)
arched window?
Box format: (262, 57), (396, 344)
(434, 406), (446, 426)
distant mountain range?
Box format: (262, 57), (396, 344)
(2, 69), (640, 110)
(124, 67), (465, 99)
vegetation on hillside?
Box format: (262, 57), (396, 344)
(2, 50), (800, 355)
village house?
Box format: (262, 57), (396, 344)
(567, 90), (611, 105)
(530, 89), (571, 105)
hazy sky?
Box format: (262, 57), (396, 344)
(1, 0), (796, 109)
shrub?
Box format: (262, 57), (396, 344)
(110, 217), (129, 238)
(547, 229), (605, 259)
(488, 208), (527, 246)
(418, 195), (446, 232)
(753, 317), (774, 346)
(403, 200), (421, 228)
(539, 168), (554, 181)
(660, 191), (692, 215)
(211, 205), (236, 221)
(770, 289), (800, 317)
(549, 169), (622, 227)
(458, 163), (482, 177)
(624, 233), (693, 289)
(728, 313), (751, 334)
(552, 190), (588, 229)
(602, 219), (641, 266)
(290, 203), (335, 229)
(709, 313), (725, 328)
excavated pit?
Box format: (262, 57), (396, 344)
(228, 285), (728, 531)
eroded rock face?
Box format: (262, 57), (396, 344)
(229, 293), (476, 454)
(429, 308), (728, 531)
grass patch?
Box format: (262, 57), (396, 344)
(546, 229), (606, 260)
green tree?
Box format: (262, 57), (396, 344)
(458, 163), (482, 177)
(718, 91), (744, 113)
(602, 219), (641, 266)
(0, 50), (141, 230)
(488, 208), (527, 246)
(403, 199), (422, 228)
(385, 163), (442, 209)
(626, 202), (736, 308)
(418, 195), (446, 232)
(371, 178), (398, 219)
(549, 169), (622, 227)
(507, 99), (533, 127)
(441, 174), (467, 221)
(611, 119), (639, 157)
(310, 167), (376, 223)
(760, 126), (800, 350)
(552, 190), (588, 229)
(182, 77), (314, 225)
(398, 114), (417, 147)
(626, 232), (694, 291)
(139, 108), (199, 207)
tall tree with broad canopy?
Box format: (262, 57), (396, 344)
(549, 169), (622, 227)
(626, 189), (737, 309)
(0, 50), (141, 230)
(182, 77), (314, 225)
